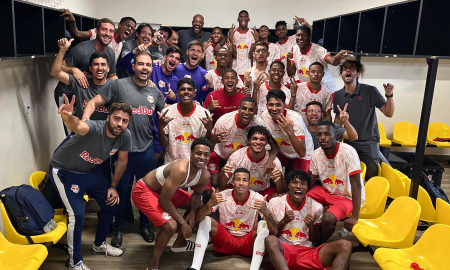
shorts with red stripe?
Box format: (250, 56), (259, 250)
(207, 151), (222, 174)
(307, 186), (353, 221)
(211, 221), (255, 257)
(258, 187), (277, 201)
(277, 152), (311, 171)
(279, 242), (330, 270)
(132, 179), (191, 227)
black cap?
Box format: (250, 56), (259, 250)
(159, 26), (173, 39)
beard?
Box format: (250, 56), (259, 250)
(107, 120), (123, 136)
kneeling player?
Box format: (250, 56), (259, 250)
(187, 168), (278, 270)
(132, 138), (212, 270)
(264, 170), (352, 270)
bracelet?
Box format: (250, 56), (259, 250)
(110, 185), (117, 189)
(385, 93), (393, 98)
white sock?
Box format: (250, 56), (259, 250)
(190, 216), (212, 270)
(250, 220), (270, 270)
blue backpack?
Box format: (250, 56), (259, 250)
(0, 184), (55, 243)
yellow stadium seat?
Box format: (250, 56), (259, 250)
(436, 198), (450, 225)
(393, 122), (418, 147)
(359, 177), (389, 219)
(360, 162), (367, 183)
(427, 122), (450, 148)
(0, 200), (66, 245)
(352, 196), (420, 248)
(0, 231), (48, 270)
(381, 163), (406, 198)
(378, 122), (392, 147)
(374, 224), (450, 270)
(378, 163), (382, 176)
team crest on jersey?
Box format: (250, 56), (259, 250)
(181, 120), (191, 129)
(109, 149), (118, 155)
(202, 85), (209, 91)
(250, 167), (258, 173)
(71, 185), (80, 194)
(208, 163), (216, 171)
(274, 128), (282, 133)
(162, 212), (172, 220)
(301, 59), (307, 62)
(327, 164), (335, 170)
(292, 212), (300, 223)
(158, 80), (166, 88)
(236, 133), (243, 138)
(184, 74), (192, 79)
(235, 206), (244, 218)
(147, 95), (154, 103)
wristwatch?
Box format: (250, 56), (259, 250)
(110, 185), (117, 189)
(385, 93), (393, 98)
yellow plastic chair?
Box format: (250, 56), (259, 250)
(360, 162), (367, 183)
(381, 163), (406, 199)
(0, 200), (66, 245)
(378, 163), (382, 176)
(352, 196), (421, 249)
(436, 198), (450, 225)
(0, 231), (48, 270)
(374, 224), (450, 270)
(378, 122), (392, 147)
(359, 177), (389, 219)
(393, 122), (418, 147)
(427, 122), (450, 148)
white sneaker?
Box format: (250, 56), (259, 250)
(69, 261), (90, 270)
(91, 241), (123, 257)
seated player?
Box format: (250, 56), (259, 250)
(288, 62), (334, 123)
(208, 97), (278, 188)
(132, 138), (212, 270)
(50, 97), (131, 270)
(264, 170), (353, 270)
(187, 168), (278, 270)
(206, 47), (245, 90)
(308, 121), (365, 242)
(253, 61), (295, 115)
(219, 126), (285, 201)
(158, 78), (213, 164)
(260, 90), (313, 172)
(203, 68), (250, 124)
(306, 101), (357, 150)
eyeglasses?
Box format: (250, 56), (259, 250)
(306, 109), (321, 113)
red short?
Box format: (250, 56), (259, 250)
(211, 221), (255, 257)
(259, 186), (277, 201)
(132, 180), (191, 227)
(277, 152), (311, 171)
(207, 151), (222, 174)
(307, 186), (353, 221)
(279, 242), (330, 270)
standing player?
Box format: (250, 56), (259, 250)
(132, 138), (212, 270)
(230, 10), (256, 82)
(219, 126), (285, 200)
(308, 121), (365, 242)
(261, 90), (313, 172)
(253, 25), (281, 66)
(187, 168), (278, 270)
(203, 68), (249, 124)
(158, 78), (213, 164)
(244, 41), (270, 94)
(253, 61), (295, 116)
(178, 14), (211, 62)
(174, 40), (214, 103)
(274, 20), (299, 87)
(204, 27), (225, 71)
(288, 62), (334, 122)
(167, 30), (179, 47)
(50, 97), (131, 270)
(82, 51), (166, 247)
(263, 170), (353, 270)
(206, 47), (245, 90)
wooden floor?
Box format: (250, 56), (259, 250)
(40, 162), (450, 270)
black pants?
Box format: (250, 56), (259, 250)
(347, 142), (380, 181)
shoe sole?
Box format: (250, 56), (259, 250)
(91, 249), (123, 256)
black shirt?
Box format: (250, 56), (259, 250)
(178, 28), (211, 62)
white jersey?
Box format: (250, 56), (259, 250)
(247, 65), (269, 95)
(162, 103), (210, 164)
(292, 43), (336, 92)
(212, 189), (263, 237)
(268, 195), (323, 247)
(89, 29), (123, 63)
(260, 109), (313, 160)
(309, 142), (365, 206)
(207, 69), (245, 90)
(275, 35), (300, 86)
(292, 82), (333, 124)
(232, 29), (255, 75)
(226, 147), (282, 192)
(255, 81), (291, 116)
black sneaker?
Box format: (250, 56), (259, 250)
(111, 226), (123, 247)
(140, 226), (155, 243)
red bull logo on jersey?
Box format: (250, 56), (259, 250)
(71, 185), (80, 194)
(208, 163), (216, 172)
(275, 138), (292, 147)
(237, 43), (249, 51)
(209, 59), (217, 67)
(131, 106), (155, 115)
(162, 212), (172, 220)
(235, 206), (244, 218)
(225, 219), (250, 231)
(109, 149), (118, 156)
(158, 80), (166, 88)
(250, 177), (264, 187)
(274, 128), (282, 133)
(222, 142), (245, 151)
(182, 120), (191, 129)
(79, 151), (103, 165)
(174, 132), (197, 144)
(147, 95), (154, 103)
(281, 52), (288, 61)
(299, 67), (309, 77)
(322, 175), (344, 187)
(83, 100), (109, 113)
(184, 74), (192, 79)
(202, 85), (210, 91)
(282, 228), (308, 241)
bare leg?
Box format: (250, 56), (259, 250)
(148, 220), (177, 270)
(264, 235), (288, 270)
(321, 211), (337, 243)
(318, 239), (352, 270)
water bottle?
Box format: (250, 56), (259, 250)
(341, 228), (349, 238)
(43, 219), (57, 233)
